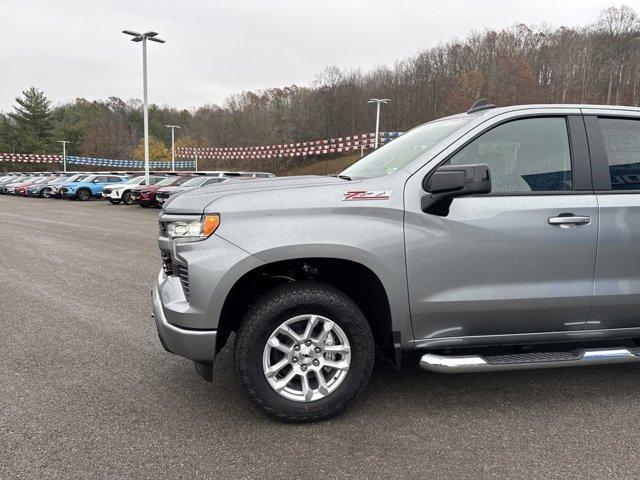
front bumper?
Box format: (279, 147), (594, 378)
(103, 189), (123, 199)
(152, 273), (217, 363)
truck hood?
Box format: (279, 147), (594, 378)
(163, 175), (350, 213)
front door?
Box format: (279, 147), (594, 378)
(404, 114), (598, 344)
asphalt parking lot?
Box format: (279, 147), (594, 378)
(2, 195), (640, 479)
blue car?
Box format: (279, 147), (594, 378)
(60, 174), (127, 201)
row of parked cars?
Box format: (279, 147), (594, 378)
(0, 170), (275, 207)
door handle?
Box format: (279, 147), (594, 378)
(548, 214), (591, 228)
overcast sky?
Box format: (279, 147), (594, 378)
(1, 0), (638, 111)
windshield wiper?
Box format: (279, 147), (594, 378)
(336, 174), (351, 181)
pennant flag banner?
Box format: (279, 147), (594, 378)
(0, 153), (194, 169)
(0, 153), (61, 164)
(176, 131), (404, 160)
(0, 131), (404, 166)
(66, 156), (195, 169)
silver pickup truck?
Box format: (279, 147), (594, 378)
(153, 102), (640, 421)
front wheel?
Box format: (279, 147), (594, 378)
(76, 189), (91, 201)
(234, 282), (374, 422)
(122, 191), (134, 205)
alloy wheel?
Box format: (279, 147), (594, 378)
(262, 314), (351, 402)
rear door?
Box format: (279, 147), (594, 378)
(404, 109), (598, 345)
(583, 110), (640, 330)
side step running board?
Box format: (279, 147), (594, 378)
(419, 347), (640, 373)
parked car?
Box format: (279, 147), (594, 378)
(195, 171), (275, 179)
(60, 174), (127, 201)
(43, 173), (91, 198)
(238, 171), (276, 178)
(27, 175), (71, 198)
(102, 175), (167, 205)
(3, 176), (41, 195)
(130, 175), (194, 207)
(155, 176), (228, 206)
(0, 175), (27, 190)
(153, 102), (640, 421)
(16, 176), (55, 196)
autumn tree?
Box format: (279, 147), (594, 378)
(132, 136), (171, 160)
(448, 70), (486, 112)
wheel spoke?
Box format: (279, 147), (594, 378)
(300, 372), (313, 401)
(316, 370), (330, 396)
(264, 357), (289, 378)
(316, 320), (335, 344)
(302, 315), (319, 340)
(324, 344), (350, 355)
(322, 359), (350, 371)
(273, 369), (297, 392)
(277, 324), (303, 342)
(267, 337), (291, 355)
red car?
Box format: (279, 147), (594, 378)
(14, 177), (53, 196)
(129, 175), (194, 207)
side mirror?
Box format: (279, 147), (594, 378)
(421, 164), (491, 214)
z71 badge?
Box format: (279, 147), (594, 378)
(343, 190), (392, 201)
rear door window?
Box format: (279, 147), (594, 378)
(598, 118), (640, 191)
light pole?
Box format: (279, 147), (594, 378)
(122, 30), (165, 184)
(58, 140), (69, 172)
(165, 125), (181, 171)
(367, 98), (390, 149)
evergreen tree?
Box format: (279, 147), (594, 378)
(8, 87), (53, 153)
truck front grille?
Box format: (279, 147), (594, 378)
(160, 249), (190, 301)
(175, 264), (190, 300)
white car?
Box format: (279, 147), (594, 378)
(102, 175), (167, 205)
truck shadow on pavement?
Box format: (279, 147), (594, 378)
(160, 338), (640, 424)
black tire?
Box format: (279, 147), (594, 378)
(122, 191), (134, 205)
(108, 199), (121, 205)
(234, 282), (374, 422)
(76, 189), (91, 201)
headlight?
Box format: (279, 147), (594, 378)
(166, 214), (220, 241)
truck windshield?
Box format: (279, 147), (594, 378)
(340, 117), (469, 179)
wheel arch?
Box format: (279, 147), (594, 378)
(217, 255), (397, 364)
(76, 187), (92, 198)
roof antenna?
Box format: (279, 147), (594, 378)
(467, 99), (496, 114)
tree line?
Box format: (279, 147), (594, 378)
(2, 5), (640, 162)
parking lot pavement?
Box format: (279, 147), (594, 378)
(3, 195), (640, 479)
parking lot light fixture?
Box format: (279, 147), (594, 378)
(165, 125), (181, 171)
(122, 30), (166, 184)
(367, 98), (390, 149)
(57, 140), (69, 172)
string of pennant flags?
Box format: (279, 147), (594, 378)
(177, 132), (403, 160)
(66, 156), (196, 169)
(0, 153), (195, 169)
(0, 131), (403, 168)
